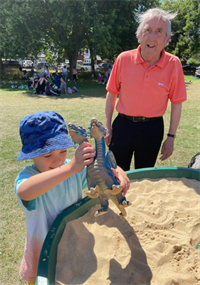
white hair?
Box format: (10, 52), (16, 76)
(136, 8), (178, 44)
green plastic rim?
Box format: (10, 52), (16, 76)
(36, 167), (200, 285)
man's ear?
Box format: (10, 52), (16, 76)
(165, 35), (171, 47)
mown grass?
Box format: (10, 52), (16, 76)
(0, 76), (199, 284)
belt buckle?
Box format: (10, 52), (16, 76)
(133, 116), (144, 122)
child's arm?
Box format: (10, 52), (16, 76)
(18, 142), (95, 201)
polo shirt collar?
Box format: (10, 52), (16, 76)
(135, 45), (166, 68)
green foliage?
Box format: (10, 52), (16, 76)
(0, 0), (199, 67)
(0, 0), (46, 60)
(161, 0), (200, 59)
(187, 58), (199, 66)
(86, 0), (159, 62)
(1, 68), (21, 80)
(76, 71), (102, 81)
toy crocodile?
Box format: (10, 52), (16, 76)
(68, 118), (131, 217)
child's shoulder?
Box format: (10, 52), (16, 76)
(16, 164), (39, 181)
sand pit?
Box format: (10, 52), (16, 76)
(56, 178), (200, 285)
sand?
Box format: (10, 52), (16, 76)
(56, 178), (200, 285)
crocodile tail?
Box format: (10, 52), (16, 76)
(111, 196), (127, 217)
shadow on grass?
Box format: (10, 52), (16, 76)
(0, 80), (107, 99)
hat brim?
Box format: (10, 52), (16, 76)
(17, 133), (75, 160)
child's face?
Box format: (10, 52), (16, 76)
(33, 149), (67, 172)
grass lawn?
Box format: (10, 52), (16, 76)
(0, 76), (199, 284)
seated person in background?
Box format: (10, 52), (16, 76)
(60, 77), (67, 94)
(195, 69), (200, 78)
(35, 77), (47, 94)
(45, 81), (59, 96)
(28, 78), (34, 89)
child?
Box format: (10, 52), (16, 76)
(15, 111), (129, 284)
(45, 81), (59, 96)
(103, 71), (109, 84)
(14, 111), (95, 284)
(73, 67), (77, 83)
(98, 71), (102, 84)
(60, 76), (67, 94)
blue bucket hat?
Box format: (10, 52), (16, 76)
(17, 111), (74, 160)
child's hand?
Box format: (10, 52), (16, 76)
(112, 167), (130, 196)
(71, 142), (96, 173)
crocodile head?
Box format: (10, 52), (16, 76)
(68, 123), (89, 144)
(89, 118), (107, 140)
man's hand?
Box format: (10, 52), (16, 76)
(160, 137), (174, 161)
(105, 91), (117, 146)
(104, 126), (112, 147)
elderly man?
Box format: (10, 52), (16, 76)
(105, 8), (187, 171)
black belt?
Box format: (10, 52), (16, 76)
(118, 113), (161, 122)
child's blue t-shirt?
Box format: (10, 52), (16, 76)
(15, 159), (87, 282)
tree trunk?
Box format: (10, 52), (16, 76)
(0, 57), (4, 74)
(91, 57), (95, 72)
(68, 52), (78, 80)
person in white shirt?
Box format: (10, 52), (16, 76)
(40, 65), (45, 75)
(62, 65), (68, 82)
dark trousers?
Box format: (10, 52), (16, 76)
(73, 74), (76, 82)
(109, 115), (164, 171)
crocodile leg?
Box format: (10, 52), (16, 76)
(120, 197), (132, 208)
(94, 199), (109, 217)
(106, 184), (122, 195)
(111, 196), (132, 216)
(86, 185), (100, 198)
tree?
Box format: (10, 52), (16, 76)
(85, 0), (159, 70)
(160, 0), (200, 59)
(2, 0), (198, 79)
(41, 0), (92, 77)
(184, 0), (200, 56)
(0, 0), (46, 61)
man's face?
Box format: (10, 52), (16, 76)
(138, 17), (171, 64)
(33, 149), (67, 172)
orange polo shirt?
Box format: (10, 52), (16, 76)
(106, 46), (187, 117)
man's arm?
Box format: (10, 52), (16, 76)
(160, 102), (182, 161)
(105, 91), (117, 146)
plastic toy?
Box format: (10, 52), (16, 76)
(68, 118), (131, 216)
